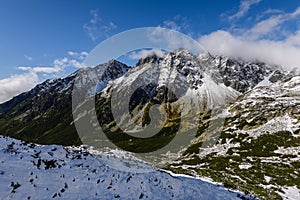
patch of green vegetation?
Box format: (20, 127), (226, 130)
(169, 130), (300, 200)
(183, 142), (203, 155)
(95, 95), (183, 153)
(196, 123), (209, 137)
(259, 97), (276, 101)
(180, 156), (202, 165)
(0, 93), (81, 146)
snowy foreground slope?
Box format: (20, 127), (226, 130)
(0, 136), (251, 200)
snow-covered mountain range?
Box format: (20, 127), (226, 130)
(0, 49), (299, 199)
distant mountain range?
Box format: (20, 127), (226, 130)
(0, 49), (299, 199)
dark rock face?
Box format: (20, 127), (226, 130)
(208, 57), (277, 93)
(269, 69), (285, 83)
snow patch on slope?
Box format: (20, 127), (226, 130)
(0, 136), (247, 200)
(240, 115), (297, 139)
(277, 186), (300, 200)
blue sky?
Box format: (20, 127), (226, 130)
(0, 0), (300, 103)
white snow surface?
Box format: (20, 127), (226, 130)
(277, 186), (300, 200)
(0, 136), (247, 200)
(254, 71), (274, 88)
(240, 115), (297, 139)
(238, 164), (252, 170)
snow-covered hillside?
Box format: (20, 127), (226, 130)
(0, 136), (250, 200)
(169, 76), (300, 200)
(0, 49), (295, 200)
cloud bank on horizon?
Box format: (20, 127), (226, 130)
(0, 72), (38, 104)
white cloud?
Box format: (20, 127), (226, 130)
(67, 51), (88, 60)
(255, 9), (283, 21)
(53, 57), (87, 69)
(24, 55), (33, 61)
(17, 66), (31, 71)
(52, 51), (88, 70)
(245, 15), (284, 39)
(18, 66), (61, 73)
(0, 72), (38, 103)
(83, 9), (117, 41)
(148, 27), (206, 54)
(19, 50), (88, 75)
(228, 0), (261, 21)
(68, 51), (77, 56)
(199, 6), (300, 70)
(286, 31), (300, 47)
(162, 15), (190, 33)
(243, 7), (300, 40)
(199, 30), (300, 69)
(81, 51), (88, 57)
(163, 20), (182, 31)
(291, 7), (300, 17)
(79, 52), (88, 60)
(0, 50), (88, 104)
(128, 49), (165, 60)
(90, 9), (100, 24)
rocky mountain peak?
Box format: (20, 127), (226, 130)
(0, 49), (292, 146)
(136, 54), (162, 66)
